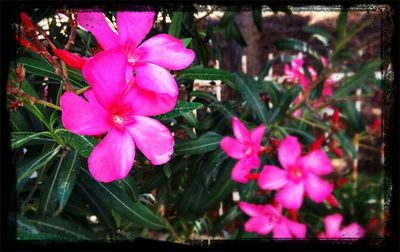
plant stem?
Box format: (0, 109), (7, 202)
(76, 86), (91, 95)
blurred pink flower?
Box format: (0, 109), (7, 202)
(319, 214), (365, 239)
(258, 135), (333, 210)
(60, 50), (174, 182)
(239, 202), (306, 238)
(220, 117), (265, 184)
(75, 10), (195, 115)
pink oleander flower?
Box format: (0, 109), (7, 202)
(220, 117), (265, 184)
(60, 50), (174, 182)
(319, 214), (365, 239)
(239, 202), (306, 238)
(258, 135), (333, 210)
(76, 10), (195, 115)
(283, 55), (335, 116)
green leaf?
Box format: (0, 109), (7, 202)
(25, 217), (95, 240)
(11, 131), (54, 149)
(174, 132), (222, 155)
(260, 80), (282, 105)
(332, 60), (380, 99)
(181, 38), (192, 47)
(10, 110), (31, 132)
(154, 101), (203, 120)
(341, 101), (365, 133)
(302, 25), (332, 47)
(17, 145), (61, 190)
(168, 11), (183, 38)
(17, 57), (85, 88)
(258, 58), (278, 81)
(115, 175), (139, 202)
(55, 129), (99, 158)
(230, 73), (269, 125)
(190, 90), (219, 103)
(252, 6), (262, 32)
(274, 38), (323, 72)
(198, 160), (236, 211)
(333, 132), (358, 159)
(57, 150), (82, 210)
(80, 168), (166, 230)
(269, 85), (302, 123)
(336, 9), (348, 42)
(178, 66), (232, 81)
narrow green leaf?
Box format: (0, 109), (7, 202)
(174, 132), (222, 155)
(302, 25), (332, 47)
(269, 86), (302, 123)
(115, 175), (139, 202)
(230, 73), (269, 125)
(190, 90), (219, 103)
(168, 11), (183, 38)
(11, 131), (54, 149)
(10, 110), (31, 132)
(17, 145), (61, 189)
(336, 9), (348, 42)
(55, 129), (99, 158)
(26, 217), (95, 240)
(274, 38), (323, 72)
(154, 101), (203, 120)
(181, 38), (192, 47)
(258, 59), (277, 81)
(332, 60), (380, 99)
(80, 168), (166, 230)
(334, 132), (358, 159)
(57, 150), (82, 210)
(260, 80), (282, 105)
(252, 6), (262, 32)
(178, 67), (232, 81)
(341, 101), (365, 133)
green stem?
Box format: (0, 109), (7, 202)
(76, 86), (91, 95)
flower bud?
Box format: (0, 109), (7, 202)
(332, 108), (340, 131)
(326, 194), (339, 208)
(310, 135), (324, 151)
(53, 48), (86, 70)
(245, 173), (259, 181)
(20, 12), (34, 30)
(16, 64), (25, 83)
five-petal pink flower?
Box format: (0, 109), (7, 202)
(319, 214), (365, 239)
(60, 49), (174, 182)
(258, 135), (333, 210)
(220, 117), (265, 184)
(77, 10), (195, 115)
(239, 202), (307, 238)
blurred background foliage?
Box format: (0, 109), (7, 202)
(7, 4), (389, 242)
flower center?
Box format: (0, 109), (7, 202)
(244, 145), (253, 156)
(111, 114), (125, 129)
(288, 166), (303, 180)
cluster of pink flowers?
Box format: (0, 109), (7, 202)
(59, 10), (195, 182)
(220, 117), (365, 238)
(282, 54), (337, 116)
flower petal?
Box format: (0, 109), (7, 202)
(126, 116), (173, 165)
(278, 136), (302, 170)
(244, 216), (274, 235)
(304, 173), (333, 203)
(82, 50), (128, 109)
(272, 221), (292, 238)
(250, 125), (266, 148)
(231, 158), (253, 184)
(340, 223), (365, 238)
(117, 11), (155, 48)
(258, 165), (289, 190)
(136, 34), (195, 70)
(77, 12), (119, 50)
(134, 62), (179, 95)
(284, 218), (307, 238)
(220, 137), (245, 159)
(88, 128), (135, 182)
(232, 117), (251, 143)
(299, 149), (332, 175)
(324, 214), (343, 238)
(239, 202), (265, 217)
(60, 92), (111, 135)
(275, 181), (304, 210)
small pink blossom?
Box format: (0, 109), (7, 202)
(258, 135), (333, 210)
(239, 202), (307, 238)
(77, 10), (195, 115)
(220, 117), (265, 184)
(319, 214), (365, 239)
(60, 50), (174, 182)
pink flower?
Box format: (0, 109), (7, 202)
(239, 202), (306, 238)
(220, 117), (265, 184)
(258, 135), (333, 210)
(319, 214), (365, 239)
(76, 10), (195, 115)
(60, 50), (174, 182)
